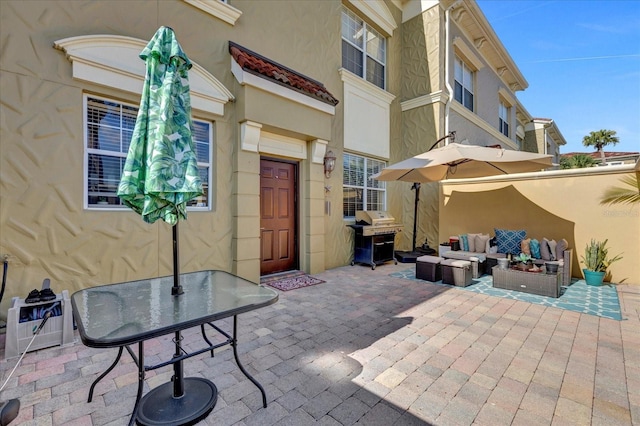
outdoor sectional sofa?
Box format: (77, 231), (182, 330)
(440, 229), (573, 287)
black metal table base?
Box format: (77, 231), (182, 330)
(136, 377), (217, 426)
(86, 315), (266, 426)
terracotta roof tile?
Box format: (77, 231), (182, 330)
(229, 42), (339, 106)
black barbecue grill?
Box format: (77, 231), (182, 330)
(348, 211), (402, 269)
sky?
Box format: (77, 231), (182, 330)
(477, 0), (640, 154)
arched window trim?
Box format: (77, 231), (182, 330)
(54, 35), (234, 116)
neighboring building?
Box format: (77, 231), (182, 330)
(561, 151), (640, 166)
(0, 0), (564, 301)
(523, 118), (567, 166)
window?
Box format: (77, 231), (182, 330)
(341, 7), (386, 90)
(85, 95), (212, 209)
(454, 57), (474, 111)
(343, 153), (386, 217)
(499, 101), (509, 137)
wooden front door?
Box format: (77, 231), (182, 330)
(260, 159), (298, 275)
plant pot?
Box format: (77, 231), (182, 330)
(583, 269), (605, 286)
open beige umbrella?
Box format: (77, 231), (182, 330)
(372, 142), (554, 260)
(372, 143), (553, 183)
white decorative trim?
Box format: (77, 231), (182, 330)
(451, 102), (518, 150)
(453, 37), (484, 71)
(340, 68), (393, 159)
(259, 131), (307, 160)
(347, 0), (397, 36)
(498, 87), (515, 107)
(54, 35), (233, 116)
(240, 120), (262, 152)
(339, 68), (395, 105)
(231, 58), (336, 116)
(401, 90), (448, 111)
(311, 139), (329, 164)
(182, 0), (242, 26)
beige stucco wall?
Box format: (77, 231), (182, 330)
(386, 4), (443, 252)
(439, 167), (639, 284)
(0, 0), (346, 318)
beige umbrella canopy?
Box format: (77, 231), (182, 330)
(372, 143), (554, 183)
(372, 143), (554, 259)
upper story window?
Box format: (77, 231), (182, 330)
(454, 57), (474, 112)
(499, 101), (509, 137)
(85, 95), (212, 209)
(343, 152), (386, 217)
(341, 7), (386, 90)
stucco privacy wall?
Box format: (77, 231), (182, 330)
(439, 167), (639, 284)
(0, 0), (345, 316)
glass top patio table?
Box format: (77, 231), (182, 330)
(71, 270), (279, 348)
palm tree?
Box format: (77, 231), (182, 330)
(600, 175), (640, 206)
(582, 129), (620, 165)
(560, 153), (597, 169)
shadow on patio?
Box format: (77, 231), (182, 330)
(1, 262), (638, 425)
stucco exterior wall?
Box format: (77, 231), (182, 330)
(439, 167), (639, 284)
(0, 0), (346, 316)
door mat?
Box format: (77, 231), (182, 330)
(260, 270), (325, 291)
(390, 269), (622, 321)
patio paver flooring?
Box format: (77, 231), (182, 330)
(1, 263), (638, 425)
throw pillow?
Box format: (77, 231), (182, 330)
(494, 228), (527, 255)
(476, 234), (490, 254)
(556, 238), (568, 261)
(548, 239), (557, 261)
(520, 238), (531, 255)
(530, 239), (541, 259)
(540, 238), (551, 261)
(459, 234), (469, 251)
(467, 233), (482, 252)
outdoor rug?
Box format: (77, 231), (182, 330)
(390, 269), (622, 321)
(261, 270), (325, 292)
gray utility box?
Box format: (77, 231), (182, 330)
(4, 290), (75, 359)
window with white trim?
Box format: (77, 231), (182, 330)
(343, 153), (386, 217)
(454, 56), (474, 112)
(341, 7), (386, 90)
(499, 101), (509, 137)
(84, 95), (212, 209)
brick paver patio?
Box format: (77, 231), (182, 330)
(1, 263), (638, 425)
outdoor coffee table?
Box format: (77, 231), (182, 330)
(71, 270), (278, 426)
(492, 265), (561, 298)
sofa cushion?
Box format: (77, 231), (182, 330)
(548, 239), (557, 260)
(530, 239), (541, 258)
(459, 234), (469, 251)
(521, 238), (531, 255)
(475, 234), (490, 254)
(467, 233), (482, 252)
(556, 238), (568, 261)
(495, 228), (526, 255)
(540, 238), (552, 260)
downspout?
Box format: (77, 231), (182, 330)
(444, 1), (462, 144)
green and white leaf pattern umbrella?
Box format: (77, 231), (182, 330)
(118, 26), (203, 225)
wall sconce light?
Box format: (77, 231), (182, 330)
(324, 150), (336, 178)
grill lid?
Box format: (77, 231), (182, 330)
(355, 211), (396, 226)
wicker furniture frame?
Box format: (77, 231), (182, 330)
(492, 265), (561, 298)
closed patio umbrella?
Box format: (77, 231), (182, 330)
(117, 26), (209, 425)
(371, 141), (553, 260)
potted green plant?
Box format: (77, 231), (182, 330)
(580, 239), (623, 286)
(514, 253), (532, 270)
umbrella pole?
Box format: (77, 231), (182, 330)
(171, 223), (185, 397)
(172, 223), (183, 296)
(411, 183), (420, 252)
